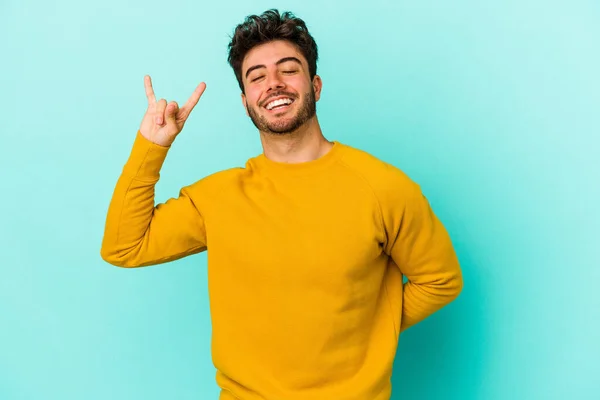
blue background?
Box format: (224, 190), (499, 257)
(1, 0), (598, 399)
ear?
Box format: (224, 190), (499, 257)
(313, 75), (323, 102)
(241, 93), (249, 116)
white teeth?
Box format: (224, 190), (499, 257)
(266, 98), (293, 110)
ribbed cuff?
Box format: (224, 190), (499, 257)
(122, 131), (170, 180)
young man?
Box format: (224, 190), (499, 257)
(101, 9), (463, 400)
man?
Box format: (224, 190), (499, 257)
(101, 9), (463, 400)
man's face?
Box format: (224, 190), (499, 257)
(241, 40), (322, 135)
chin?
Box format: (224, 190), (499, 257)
(267, 123), (299, 135)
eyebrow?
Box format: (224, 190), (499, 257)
(244, 57), (303, 79)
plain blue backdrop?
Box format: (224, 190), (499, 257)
(1, 0), (598, 399)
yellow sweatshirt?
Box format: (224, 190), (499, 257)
(101, 131), (463, 400)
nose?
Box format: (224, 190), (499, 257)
(265, 71), (285, 92)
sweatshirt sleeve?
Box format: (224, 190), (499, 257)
(100, 131), (207, 268)
(377, 164), (463, 331)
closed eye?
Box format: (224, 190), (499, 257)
(251, 70), (296, 82)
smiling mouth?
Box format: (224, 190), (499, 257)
(264, 97), (295, 112)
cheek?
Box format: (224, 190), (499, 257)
(290, 78), (312, 95)
(246, 90), (262, 108)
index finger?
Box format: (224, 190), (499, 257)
(144, 75), (156, 105)
(179, 82), (207, 120)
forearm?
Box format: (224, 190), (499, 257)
(400, 266), (463, 331)
(100, 132), (169, 267)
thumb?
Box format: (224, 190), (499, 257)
(165, 101), (179, 122)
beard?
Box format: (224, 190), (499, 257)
(246, 88), (316, 135)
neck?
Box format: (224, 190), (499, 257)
(259, 116), (334, 164)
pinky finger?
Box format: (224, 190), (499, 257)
(144, 75), (157, 105)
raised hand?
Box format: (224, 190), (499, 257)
(139, 75), (207, 147)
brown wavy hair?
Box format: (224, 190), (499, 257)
(227, 9), (319, 94)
